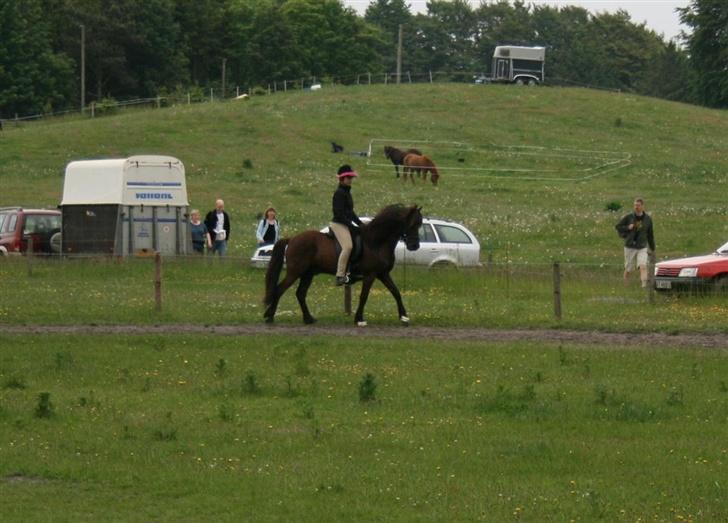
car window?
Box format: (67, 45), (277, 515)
(0, 213), (6, 231)
(419, 224), (437, 242)
(23, 215), (60, 234)
(7, 214), (17, 232)
(434, 224), (472, 244)
(718, 241), (728, 254)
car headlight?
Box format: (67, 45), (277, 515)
(678, 267), (698, 278)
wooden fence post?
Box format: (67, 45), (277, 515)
(344, 285), (352, 315)
(553, 262), (562, 320)
(154, 252), (162, 312)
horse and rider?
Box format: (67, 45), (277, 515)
(264, 164), (422, 326)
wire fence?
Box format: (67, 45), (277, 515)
(2, 254), (726, 333)
(0, 70), (625, 129)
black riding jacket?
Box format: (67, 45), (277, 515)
(332, 184), (362, 228)
(615, 212), (655, 251)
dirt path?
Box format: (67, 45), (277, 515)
(1, 323), (727, 350)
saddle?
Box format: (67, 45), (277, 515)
(327, 227), (363, 279)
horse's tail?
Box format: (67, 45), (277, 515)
(264, 238), (289, 307)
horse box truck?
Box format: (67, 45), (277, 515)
(60, 155), (191, 256)
(490, 45), (545, 85)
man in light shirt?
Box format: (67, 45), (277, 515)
(204, 199), (231, 256)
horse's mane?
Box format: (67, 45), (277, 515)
(364, 204), (410, 245)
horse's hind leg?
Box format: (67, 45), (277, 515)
(264, 272), (299, 323)
(295, 272), (316, 324)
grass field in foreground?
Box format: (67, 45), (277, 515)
(1, 334), (726, 521)
(2, 256), (728, 333)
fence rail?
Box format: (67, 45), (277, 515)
(0, 71), (628, 129)
(1, 255), (724, 333)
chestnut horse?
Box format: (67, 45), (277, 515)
(264, 204), (423, 326)
(384, 146), (422, 178)
(403, 153), (440, 185)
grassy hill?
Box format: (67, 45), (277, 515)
(2, 83), (728, 263)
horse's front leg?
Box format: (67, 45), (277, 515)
(395, 164), (400, 178)
(378, 272), (409, 325)
(354, 275), (376, 327)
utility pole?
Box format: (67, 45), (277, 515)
(80, 24), (86, 112)
(221, 58), (227, 99)
(396, 24), (403, 85)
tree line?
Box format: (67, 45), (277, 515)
(0, 0), (725, 118)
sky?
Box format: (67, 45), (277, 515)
(343, 0), (691, 42)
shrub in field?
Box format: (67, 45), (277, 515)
(294, 348), (310, 377)
(476, 385), (539, 417)
(218, 403), (234, 422)
(34, 392), (54, 418)
(665, 386), (684, 406)
(605, 201), (623, 212)
(242, 371), (261, 396)
(54, 352), (74, 370)
(359, 373), (377, 403)
(215, 358), (227, 378)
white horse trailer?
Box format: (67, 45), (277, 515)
(60, 156), (190, 256)
(491, 46), (545, 85)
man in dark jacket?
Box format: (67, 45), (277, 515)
(330, 164), (363, 285)
(615, 197), (655, 287)
(205, 199), (231, 256)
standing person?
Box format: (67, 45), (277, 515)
(205, 199), (231, 256)
(330, 164), (363, 285)
(256, 207), (280, 246)
(616, 197), (656, 287)
(189, 209), (211, 254)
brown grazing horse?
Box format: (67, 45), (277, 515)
(384, 146), (422, 178)
(264, 204), (423, 326)
(403, 153), (440, 185)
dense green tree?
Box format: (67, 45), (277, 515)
(0, 0), (74, 116)
(679, 0), (728, 107)
(365, 0), (413, 71)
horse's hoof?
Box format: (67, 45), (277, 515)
(264, 316), (274, 324)
(357, 321), (367, 327)
(400, 316), (410, 325)
(304, 317), (317, 325)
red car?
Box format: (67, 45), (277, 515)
(0, 207), (62, 256)
(654, 241), (728, 293)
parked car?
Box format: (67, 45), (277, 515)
(250, 217), (481, 268)
(0, 207), (62, 256)
(654, 240), (728, 293)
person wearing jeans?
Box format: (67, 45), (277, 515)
(204, 199), (231, 256)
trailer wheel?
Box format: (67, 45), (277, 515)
(528, 78), (538, 86)
(515, 78), (525, 86)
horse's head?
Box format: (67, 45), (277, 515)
(402, 205), (423, 251)
(384, 146), (393, 160)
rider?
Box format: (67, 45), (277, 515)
(330, 164), (363, 286)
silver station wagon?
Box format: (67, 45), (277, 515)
(251, 217), (481, 268)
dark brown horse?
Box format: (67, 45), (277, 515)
(384, 146), (422, 178)
(403, 153), (440, 185)
(264, 204), (423, 326)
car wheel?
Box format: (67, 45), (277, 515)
(0, 246), (7, 256)
(713, 276), (728, 295)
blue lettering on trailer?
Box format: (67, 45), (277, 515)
(135, 193), (174, 200)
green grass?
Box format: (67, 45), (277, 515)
(2, 84), (728, 264)
(1, 334), (726, 521)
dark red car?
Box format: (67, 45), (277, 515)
(654, 241), (728, 293)
(0, 207), (62, 256)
